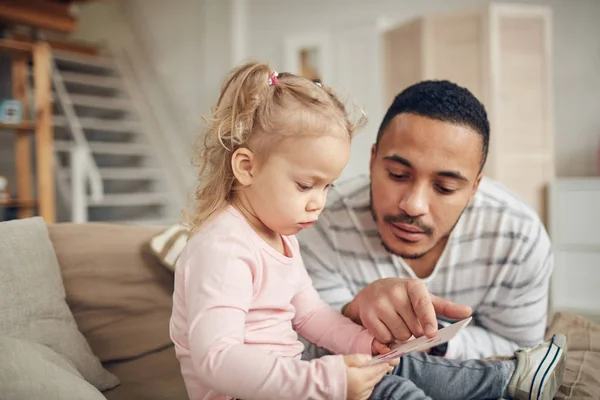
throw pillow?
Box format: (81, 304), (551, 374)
(49, 222), (174, 363)
(0, 217), (119, 391)
(149, 223), (189, 272)
(0, 336), (106, 400)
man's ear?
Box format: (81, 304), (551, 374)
(370, 144), (377, 171)
(469, 173), (483, 201)
(231, 147), (256, 186)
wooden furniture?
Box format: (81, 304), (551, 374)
(548, 178), (600, 320)
(0, 0), (76, 34)
(0, 0), (113, 35)
(0, 39), (54, 223)
(383, 3), (554, 221)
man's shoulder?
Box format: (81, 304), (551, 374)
(325, 175), (371, 210)
(457, 177), (549, 255)
(315, 175), (372, 232)
(470, 177), (541, 223)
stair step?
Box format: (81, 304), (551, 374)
(57, 167), (161, 180)
(59, 71), (122, 90)
(53, 116), (142, 134)
(99, 167), (162, 180)
(54, 140), (150, 155)
(88, 192), (169, 207)
(53, 50), (115, 73)
(65, 94), (133, 111)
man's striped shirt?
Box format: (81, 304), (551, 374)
(297, 175), (553, 360)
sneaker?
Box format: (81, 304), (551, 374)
(508, 333), (567, 400)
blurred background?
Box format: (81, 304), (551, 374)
(0, 0), (598, 317)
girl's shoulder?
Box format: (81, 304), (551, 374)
(182, 208), (260, 262)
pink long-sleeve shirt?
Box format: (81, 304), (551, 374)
(170, 206), (374, 400)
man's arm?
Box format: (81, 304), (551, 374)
(298, 218), (471, 346)
(444, 325), (520, 360)
(297, 221), (355, 310)
(446, 223), (553, 360)
(298, 238), (354, 311)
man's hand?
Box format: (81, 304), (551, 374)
(344, 278), (472, 344)
(371, 339), (392, 355)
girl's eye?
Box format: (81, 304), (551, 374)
(325, 183), (335, 189)
(297, 183), (313, 191)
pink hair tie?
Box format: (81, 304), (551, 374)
(268, 71), (279, 86)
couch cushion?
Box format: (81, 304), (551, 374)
(545, 312), (600, 399)
(0, 218), (119, 391)
(0, 336), (106, 400)
(103, 345), (188, 400)
(48, 222), (174, 363)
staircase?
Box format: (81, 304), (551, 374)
(48, 49), (181, 226)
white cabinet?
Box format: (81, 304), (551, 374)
(549, 178), (600, 319)
(383, 3), (554, 221)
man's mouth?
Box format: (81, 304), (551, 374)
(389, 222), (427, 242)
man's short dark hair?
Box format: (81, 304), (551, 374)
(376, 80), (490, 169)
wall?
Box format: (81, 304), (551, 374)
(71, 0), (226, 197)
(72, 1), (198, 138)
(248, 0), (600, 179)
(124, 0), (205, 127)
(73, 0), (235, 139)
(551, 0), (600, 177)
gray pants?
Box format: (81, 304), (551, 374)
(370, 352), (515, 400)
(301, 339), (516, 400)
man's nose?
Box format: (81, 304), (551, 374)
(399, 184), (429, 217)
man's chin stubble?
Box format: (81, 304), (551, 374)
(380, 238), (428, 259)
(380, 233), (450, 260)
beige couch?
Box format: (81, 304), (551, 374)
(52, 222), (600, 399)
(3, 219), (599, 399)
(48, 222), (188, 399)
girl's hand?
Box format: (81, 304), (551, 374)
(344, 354), (392, 400)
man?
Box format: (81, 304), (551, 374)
(298, 80), (552, 360)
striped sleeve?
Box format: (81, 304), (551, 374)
(448, 220), (553, 360)
(297, 220), (353, 311)
(445, 325), (520, 360)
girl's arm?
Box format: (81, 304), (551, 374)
(290, 238), (374, 356)
(292, 276), (374, 356)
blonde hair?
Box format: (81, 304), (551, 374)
(187, 62), (365, 230)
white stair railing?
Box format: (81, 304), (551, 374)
(69, 146), (88, 222)
(50, 56), (104, 222)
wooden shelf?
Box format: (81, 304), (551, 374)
(0, 199), (37, 209)
(0, 121), (35, 131)
(1, 40), (55, 223)
(0, 39), (33, 58)
(0, 2), (76, 35)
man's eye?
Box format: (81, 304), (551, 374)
(435, 184), (456, 195)
(297, 183), (313, 191)
(388, 172), (409, 181)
